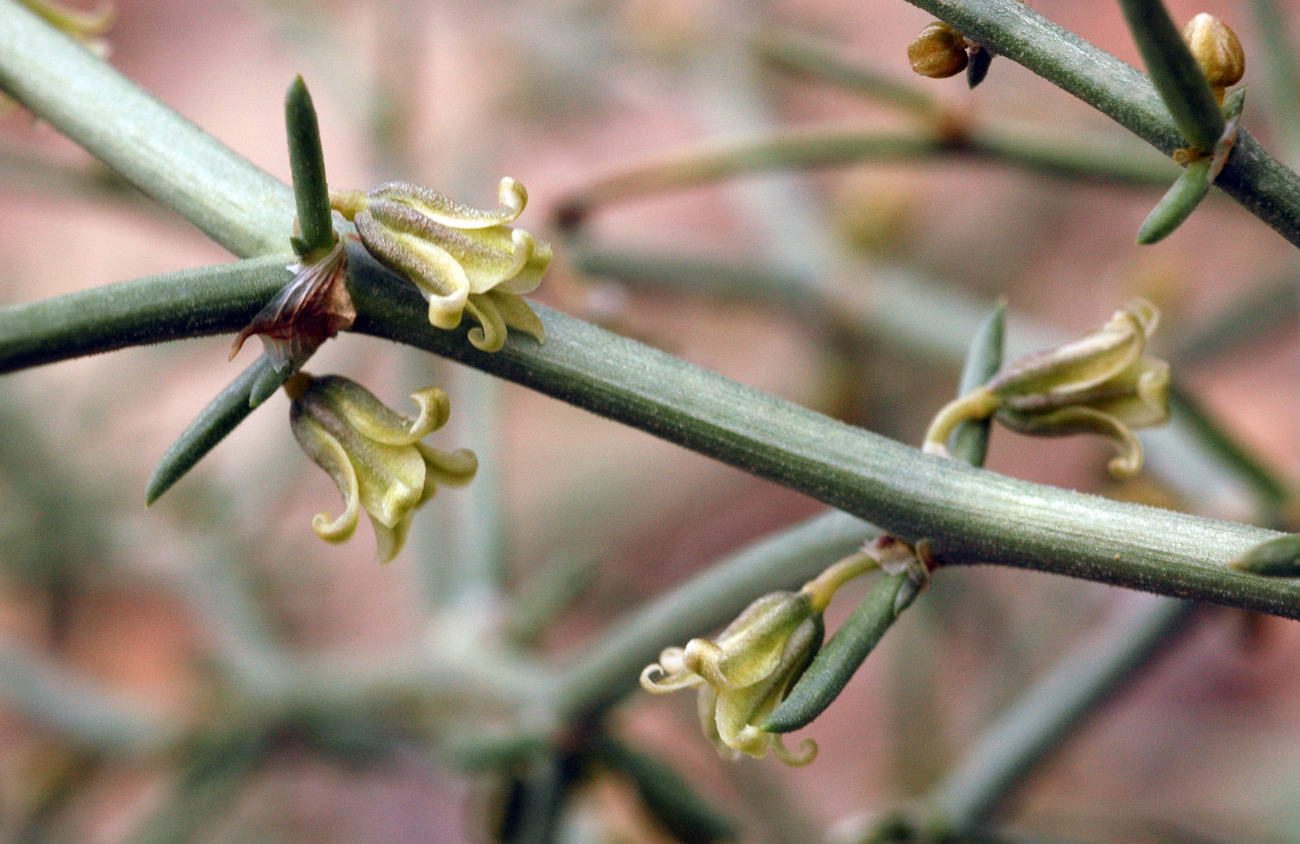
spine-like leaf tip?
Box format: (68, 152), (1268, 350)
(145, 357), (272, 505)
(950, 299), (1007, 467)
(1137, 156), (1212, 244)
(285, 75), (335, 259)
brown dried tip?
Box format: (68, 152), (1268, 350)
(1182, 13), (1245, 90)
(908, 22), (968, 79)
(229, 241), (354, 368)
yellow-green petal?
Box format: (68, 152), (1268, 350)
(289, 412), (360, 542)
(368, 177), (527, 229)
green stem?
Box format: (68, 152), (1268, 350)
(285, 74), (336, 258)
(0, 256), (291, 373)
(924, 598), (1195, 834)
(0, 644), (177, 754)
(557, 126), (1171, 218)
(0, 0), (290, 257)
(1168, 383), (1293, 523)
(1117, 0), (1224, 152)
(752, 26), (938, 115)
(897, 0), (1300, 248)
(1, 254), (1293, 618)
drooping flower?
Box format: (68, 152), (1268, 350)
(924, 299), (1170, 479)
(285, 373), (477, 562)
(640, 591), (822, 766)
(331, 178), (550, 353)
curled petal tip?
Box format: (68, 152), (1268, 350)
(772, 735), (818, 767)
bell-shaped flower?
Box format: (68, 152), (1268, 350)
(640, 591), (822, 766)
(331, 178), (550, 353)
(925, 299), (1170, 478)
(285, 373), (477, 562)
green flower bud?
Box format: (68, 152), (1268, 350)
(332, 178), (550, 352)
(640, 591), (822, 766)
(908, 22), (968, 79)
(925, 299), (1170, 479)
(1182, 13), (1244, 100)
(285, 373), (477, 562)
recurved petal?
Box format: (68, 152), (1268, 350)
(997, 405), (1144, 479)
(416, 443), (478, 488)
(771, 734), (818, 767)
(464, 295), (509, 353)
(483, 290), (546, 345)
(317, 378), (451, 446)
(368, 177), (527, 229)
(370, 511), (415, 564)
(492, 229), (552, 295)
(289, 411), (361, 542)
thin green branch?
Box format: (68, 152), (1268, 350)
(752, 26), (939, 116)
(898, 0), (1300, 248)
(949, 301), (1006, 467)
(1117, 0), (1224, 152)
(0, 644), (178, 754)
(1168, 383), (1293, 524)
(556, 126), (1171, 218)
(1169, 273), (1300, 365)
(923, 598), (1196, 835)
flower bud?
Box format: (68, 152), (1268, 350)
(286, 373), (477, 562)
(641, 591), (822, 765)
(908, 22), (968, 79)
(1182, 13), (1244, 97)
(332, 178), (550, 352)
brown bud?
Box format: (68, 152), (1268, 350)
(1182, 13), (1245, 90)
(908, 22), (968, 79)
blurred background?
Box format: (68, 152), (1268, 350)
(0, 0), (1298, 840)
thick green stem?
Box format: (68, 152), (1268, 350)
(899, 0), (1300, 248)
(0, 254), (1293, 619)
(0, 256), (291, 373)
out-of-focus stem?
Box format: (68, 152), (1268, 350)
(752, 26), (939, 116)
(919, 597), (1196, 836)
(556, 126), (1172, 221)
